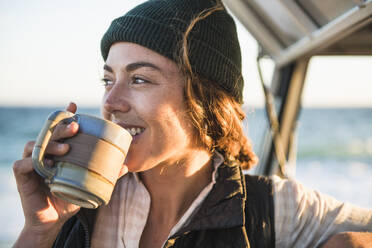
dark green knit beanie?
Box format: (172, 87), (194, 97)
(101, 0), (243, 103)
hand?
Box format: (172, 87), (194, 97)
(13, 102), (81, 248)
(321, 232), (372, 248)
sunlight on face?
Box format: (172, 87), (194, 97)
(101, 42), (199, 173)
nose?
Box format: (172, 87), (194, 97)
(102, 82), (131, 114)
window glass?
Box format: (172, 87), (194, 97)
(296, 56), (372, 208)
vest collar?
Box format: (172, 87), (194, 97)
(77, 157), (247, 238)
(175, 159), (247, 234)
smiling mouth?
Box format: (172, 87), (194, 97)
(125, 127), (145, 136)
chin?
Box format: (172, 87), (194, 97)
(124, 155), (148, 173)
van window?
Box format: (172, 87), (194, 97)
(296, 56), (372, 208)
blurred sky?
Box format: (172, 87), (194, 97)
(0, 0), (371, 107)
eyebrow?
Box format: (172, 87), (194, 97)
(103, 62), (162, 73)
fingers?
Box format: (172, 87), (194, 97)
(23, 123), (78, 159)
(23, 141), (35, 159)
(13, 158), (41, 193)
(66, 102), (77, 113)
(18, 141), (68, 175)
(22, 103), (78, 159)
(46, 141), (70, 156)
(50, 121), (79, 141)
(50, 102), (79, 141)
(51, 101), (79, 140)
(13, 157), (47, 203)
(13, 158), (34, 176)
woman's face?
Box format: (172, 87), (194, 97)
(102, 42), (198, 173)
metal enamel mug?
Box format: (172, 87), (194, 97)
(32, 110), (132, 209)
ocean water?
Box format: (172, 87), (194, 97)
(0, 107), (371, 245)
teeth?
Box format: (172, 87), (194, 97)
(126, 127), (144, 136)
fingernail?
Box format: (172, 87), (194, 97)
(67, 122), (75, 129)
(58, 143), (67, 150)
(70, 122), (79, 132)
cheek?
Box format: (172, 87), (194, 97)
(156, 105), (195, 143)
(100, 93), (111, 120)
(140, 102), (181, 137)
(101, 109), (111, 121)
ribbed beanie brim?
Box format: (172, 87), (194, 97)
(101, 0), (243, 103)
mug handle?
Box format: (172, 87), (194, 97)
(32, 110), (75, 181)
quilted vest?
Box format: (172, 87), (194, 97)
(53, 162), (275, 248)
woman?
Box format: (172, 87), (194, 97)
(13, 0), (372, 247)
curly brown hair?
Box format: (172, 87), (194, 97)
(179, 4), (258, 170)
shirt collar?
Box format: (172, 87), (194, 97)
(130, 151), (246, 233)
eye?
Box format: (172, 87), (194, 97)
(101, 78), (114, 87)
(131, 76), (149, 85)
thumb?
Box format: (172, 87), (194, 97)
(66, 102), (77, 113)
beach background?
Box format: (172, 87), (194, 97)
(1, 106), (372, 246)
(1, 0), (372, 246)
